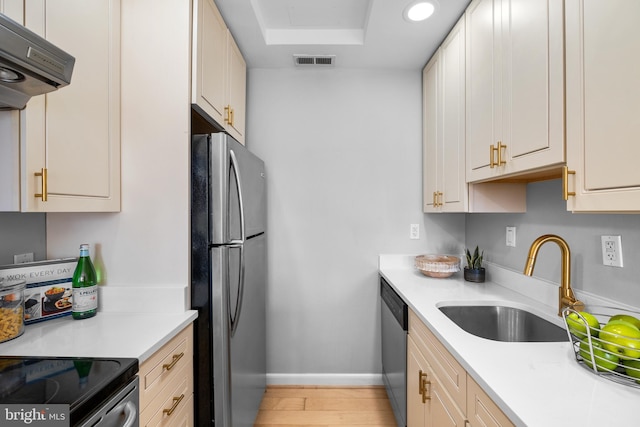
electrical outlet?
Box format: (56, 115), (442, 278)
(410, 224), (420, 240)
(506, 227), (516, 247)
(13, 253), (34, 264)
(601, 235), (623, 267)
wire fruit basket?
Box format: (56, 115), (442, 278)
(562, 306), (640, 389)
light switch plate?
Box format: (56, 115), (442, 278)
(506, 227), (516, 247)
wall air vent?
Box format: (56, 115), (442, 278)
(293, 55), (336, 67)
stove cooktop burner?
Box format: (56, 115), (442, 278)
(0, 356), (138, 425)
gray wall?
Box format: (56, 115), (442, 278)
(247, 68), (465, 380)
(0, 213), (46, 266)
(466, 179), (640, 307)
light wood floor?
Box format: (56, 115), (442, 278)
(254, 386), (397, 427)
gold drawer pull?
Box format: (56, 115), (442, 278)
(34, 168), (48, 201)
(419, 370), (431, 403)
(163, 394), (185, 416)
(162, 352), (185, 371)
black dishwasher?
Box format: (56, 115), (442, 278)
(380, 276), (407, 427)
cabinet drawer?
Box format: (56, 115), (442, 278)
(139, 324), (193, 411)
(141, 368), (194, 427)
(408, 310), (466, 412)
(467, 375), (514, 427)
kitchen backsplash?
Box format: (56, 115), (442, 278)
(0, 212), (46, 265)
(466, 178), (640, 308)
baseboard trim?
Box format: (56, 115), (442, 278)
(267, 373), (384, 386)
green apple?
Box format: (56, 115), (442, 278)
(600, 323), (640, 360)
(609, 314), (640, 330)
(606, 319), (640, 331)
(566, 311), (600, 339)
(579, 340), (619, 371)
(622, 358), (640, 382)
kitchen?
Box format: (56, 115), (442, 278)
(1, 0), (640, 426)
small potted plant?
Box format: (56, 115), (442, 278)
(464, 246), (485, 283)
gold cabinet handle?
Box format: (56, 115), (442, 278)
(497, 141), (506, 166)
(432, 192), (437, 207)
(34, 168), (48, 201)
(163, 394), (185, 416)
(563, 166), (576, 200)
(436, 191), (443, 207)
(420, 371), (431, 403)
(418, 370), (426, 395)
(230, 107), (234, 127)
(224, 105), (231, 124)
(489, 144), (497, 168)
(162, 352), (185, 371)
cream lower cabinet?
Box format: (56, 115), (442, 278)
(465, 0), (564, 183)
(20, 0), (121, 212)
(564, 0), (640, 212)
(407, 310), (514, 427)
(408, 336), (465, 427)
(139, 323), (194, 427)
(192, 0), (246, 144)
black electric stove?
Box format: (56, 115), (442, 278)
(0, 356), (138, 426)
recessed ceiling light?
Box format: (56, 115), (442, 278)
(403, 0), (438, 22)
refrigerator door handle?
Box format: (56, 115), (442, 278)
(229, 149), (246, 245)
(229, 244), (245, 337)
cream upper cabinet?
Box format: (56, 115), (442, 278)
(564, 0), (640, 212)
(465, 0), (564, 183)
(21, 0), (121, 212)
(192, 0), (227, 127)
(224, 31), (246, 143)
(423, 16), (467, 213)
(192, 0), (247, 144)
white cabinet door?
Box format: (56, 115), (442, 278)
(466, 0), (564, 183)
(225, 31), (246, 144)
(565, 0), (640, 212)
(192, 0), (227, 127)
(423, 16), (466, 213)
(465, 0), (497, 178)
(22, 0), (121, 212)
(422, 52), (440, 212)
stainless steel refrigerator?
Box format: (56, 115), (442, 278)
(191, 132), (266, 427)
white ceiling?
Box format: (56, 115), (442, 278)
(214, 0), (471, 70)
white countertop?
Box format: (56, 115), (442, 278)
(379, 255), (640, 427)
(0, 285), (198, 363)
(0, 311), (198, 363)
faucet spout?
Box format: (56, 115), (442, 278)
(523, 234), (585, 316)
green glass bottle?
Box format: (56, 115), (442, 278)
(71, 244), (98, 319)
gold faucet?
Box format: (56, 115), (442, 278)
(523, 234), (585, 316)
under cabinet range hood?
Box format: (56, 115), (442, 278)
(0, 13), (74, 110)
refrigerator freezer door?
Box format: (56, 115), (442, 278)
(209, 133), (266, 244)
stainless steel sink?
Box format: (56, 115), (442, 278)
(438, 305), (568, 342)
